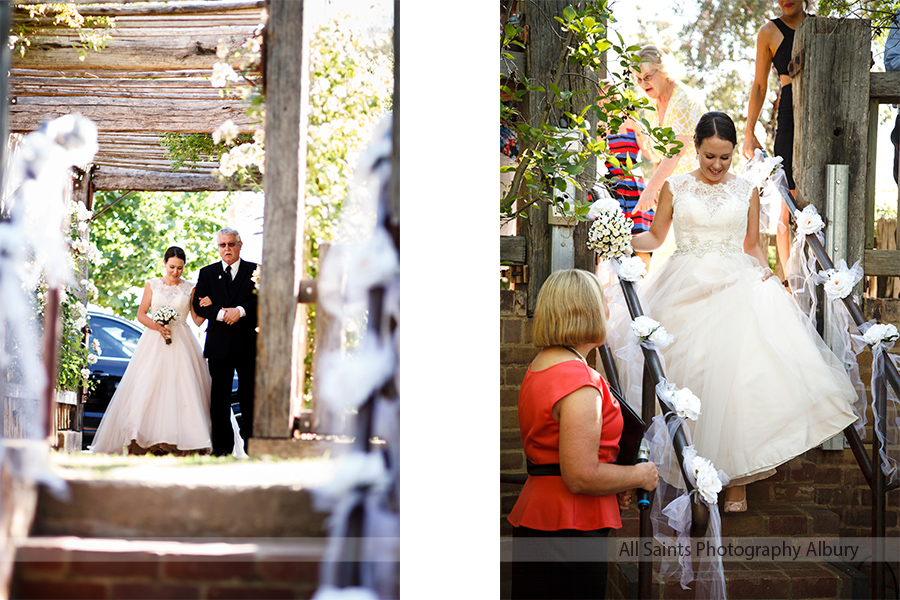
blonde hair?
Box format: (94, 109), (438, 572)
(633, 44), (682, 83)
(532, 269), (608, 348)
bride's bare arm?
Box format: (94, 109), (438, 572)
(136, 282), (170, 340)
(189, 288), (207, 327)
(631, 180), (673, 253)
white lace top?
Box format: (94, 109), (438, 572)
(668, 174), (754, 257)
(148, 278), (194, 326)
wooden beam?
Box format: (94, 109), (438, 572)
(91, 166), (235, 191)
(792, 17), (871, 291)
(255, 0), (310, 440)
(14, 0), (264, 13)
(500, 235), (526, 265)
(10, 96), (255, 133)
(11, 32), (255, 71)
(864, 249), (900, 276)
(870, 71), (900, 104)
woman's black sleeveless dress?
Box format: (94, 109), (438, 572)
(772, 17), (797, 189)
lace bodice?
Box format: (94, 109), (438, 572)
(669, 174), (754, 257)
(148, 278), (194, 326)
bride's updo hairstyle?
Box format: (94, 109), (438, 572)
(532, 269), (608, 348)
(693, 111), (738, 149)
(164, 246), (187, 263)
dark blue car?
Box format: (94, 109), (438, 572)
(84, 311), (240, 450)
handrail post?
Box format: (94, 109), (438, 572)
(638, 364), (655, 600)
(872, 370), (886, 600)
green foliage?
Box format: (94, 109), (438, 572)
(501, 2), (682, 221)
(89, 191), (230, 319)
(12, 3), (114, 60)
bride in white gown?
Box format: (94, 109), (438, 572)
(91, 246), (244, 456)
(610, 112), (857, 511)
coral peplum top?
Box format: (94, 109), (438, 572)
(507, 359), (624, 531)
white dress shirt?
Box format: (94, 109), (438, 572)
(217, 259), (246, 321)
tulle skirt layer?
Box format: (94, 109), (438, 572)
(90, 321), (212, 454)
(609, 251), (858, 485)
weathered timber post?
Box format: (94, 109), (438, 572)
(792, 17), (871, 291)
(254, 0), (310, 444)
(521, 0), (600, 316)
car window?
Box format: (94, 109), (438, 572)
(89, 316), (142, 359)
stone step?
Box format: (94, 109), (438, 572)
(608, 557), (868, 599)
(12, 535), (323, 600)
(32, 454), (332, 540)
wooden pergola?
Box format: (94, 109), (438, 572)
(10, 0), (262, 191)
(9, 0), (314, 453)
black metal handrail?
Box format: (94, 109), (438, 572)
(775, 181), (898, 600)
(607, 278), (710, 538)
(777, 188), (900, 492)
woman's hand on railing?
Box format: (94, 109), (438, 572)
(635, 461), (659, 491)
(617, 490), (633, 510)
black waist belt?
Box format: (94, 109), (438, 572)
(527, 460), (562, 476)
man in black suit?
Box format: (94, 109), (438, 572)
(192, 227), (258, 455)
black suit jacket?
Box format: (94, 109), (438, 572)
(192, 260), (259, 360)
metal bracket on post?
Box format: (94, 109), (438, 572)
(549, 130), (580, 273)
(823, 164), (850, 450)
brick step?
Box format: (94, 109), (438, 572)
(33, 454), (331, 539)
(608, 556), (868, 599)
(11, 535), (322, 600)
(620, 502), (841, 539)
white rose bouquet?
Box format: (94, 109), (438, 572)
(586, 196), (633, 261)
(152, 306), (178, 345)
(821, 261), (863, 300)
(659, 384), (701, 421)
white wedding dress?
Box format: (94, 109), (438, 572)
(91, 278), (242, 455)
(609, 173), (858, 486)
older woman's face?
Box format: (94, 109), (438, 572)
(634, 62), (666, 100)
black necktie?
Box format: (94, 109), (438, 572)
(225, 265), (233, 291)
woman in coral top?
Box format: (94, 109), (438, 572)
(508, 269), (659, 599)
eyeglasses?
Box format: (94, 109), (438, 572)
(218, 242), (237, 248)
(634, 69), (657, 85)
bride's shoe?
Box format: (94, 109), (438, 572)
(723, 485), (747, 513)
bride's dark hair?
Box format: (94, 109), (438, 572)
(164, 246), (187, 263)
(694, 111), (737, 148)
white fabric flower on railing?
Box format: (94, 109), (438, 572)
(586, 194), (634, 261)
(657, 380), (701, 421)
(794, 204), (825, 236)
(630, 315), (673, 348)
(613, 255), (647, 282)
(862, 323), (900, 350)
(820, 260), (864, 300)
(690, 454), (724, 506)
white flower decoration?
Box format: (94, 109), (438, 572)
(863, 323), (900, 349)
(822, 266), (859, 300)
(794, 204), (825, 236)
(615, 255), (647, 282)
(661, 386), (701, 421)
(630, 315), (673, 348)
(691, 455), (723, 505)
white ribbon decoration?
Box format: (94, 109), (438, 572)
(850, 320), (900, 484)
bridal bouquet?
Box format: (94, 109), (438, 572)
(152, 306), (178, 345)
(586, 195), (633, 260)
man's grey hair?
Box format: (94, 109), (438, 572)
(216, 227), (241, 243)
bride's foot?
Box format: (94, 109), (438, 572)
(723, 485), (747, 513)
